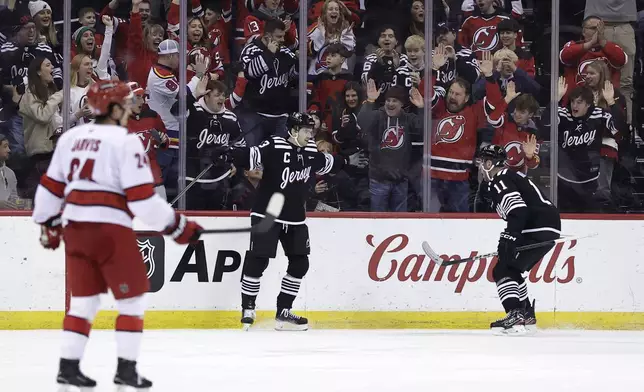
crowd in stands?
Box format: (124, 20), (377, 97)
(0, 0), (643, 214)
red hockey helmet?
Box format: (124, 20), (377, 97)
(86, 80), (133, 116)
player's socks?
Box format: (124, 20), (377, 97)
(241, 275), (260, 304)
(113, 314), (151, 389)
(114, 358), (152, 390)
(56, 358), (96, 390)
(496, 278), (521, 312)
(61, 315), (92, 360)
(276, 274), (301, 309)
(241, 275), (260, 329)
(115, 315), (143, 361)
(275, 308), (308, 331)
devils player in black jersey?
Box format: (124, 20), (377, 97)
(231, 113), (361, 331)
(479, 145), (561, 335)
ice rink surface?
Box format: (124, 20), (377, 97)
(2, 329), (643, 391)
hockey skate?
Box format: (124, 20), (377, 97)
(114, 358), (152, 391)
(490, 309), (527, 336)
(241, 309), (256, 331)
(56, 358), (97, 392)
(275, 308), (308, 331)
(523, 300), (537, 334)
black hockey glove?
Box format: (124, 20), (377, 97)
(40, 214), (63, 250)
(497, 230), (520, 264)
(205, 145), (232, 166)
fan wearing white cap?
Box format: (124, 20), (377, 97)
(28, 0), (57, 47)
(145, 39), (209, 192)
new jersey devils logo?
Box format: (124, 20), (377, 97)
(314, 46), (330, 74)
(576, 57), (607, 84)
(473, 26), (498, 51)
(137, 239), (156, 279)
(380, 125), (405, 150)
(436, 115), (466, 144)
(137, 132), (152, 153)
(504, 141), (525, 168)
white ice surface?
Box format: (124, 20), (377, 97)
(1, 329), (644, 391)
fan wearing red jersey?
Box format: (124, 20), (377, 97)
(429, 52), (501, 212)
(457, 0), (523, 54)
(560, 16), (627, 104)
(483, 69), (541, 173)
(127, 81), (169, 200)
(32, 81), (202, 391)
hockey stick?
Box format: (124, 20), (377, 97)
(138, 193), (284, 238)
(421, 233), (598, 267)
(169, 164), (213, 206)
(197, 192), (285, 235)
(169, 164), (233, 206)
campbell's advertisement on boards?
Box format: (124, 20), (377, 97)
(2, 216), (643, 313)
(130, 217), (644, 313)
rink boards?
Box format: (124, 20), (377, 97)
(1, 213), (644, 330)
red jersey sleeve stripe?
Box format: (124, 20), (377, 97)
(66, 190), (133, 218)
(124, 183), (155, 202)
(40, 174), (65, 198)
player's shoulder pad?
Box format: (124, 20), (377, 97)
(304, 140), (318, 152)
(491, 167), (517, 183)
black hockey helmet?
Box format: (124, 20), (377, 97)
(287, 112), (315, 130)
(479, 144), (507, 167)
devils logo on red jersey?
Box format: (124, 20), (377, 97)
(380, 125), (405, 150)
(436, 115), (466, 144)
(473, 26), (499, 51)
(137, 131), (154, 153)
(576, 57), (607, 85)
(313, 46), (331, 74)
(504, 141), (525, 168)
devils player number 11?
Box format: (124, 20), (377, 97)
(493, 180), (508, 193)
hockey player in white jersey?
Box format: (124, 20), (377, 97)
(32, 80), (203, 391)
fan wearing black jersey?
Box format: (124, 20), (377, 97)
(479, 145), (561, 335)
(231, 112), (362, 331)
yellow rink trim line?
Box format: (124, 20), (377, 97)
(1, 311), (644, 330)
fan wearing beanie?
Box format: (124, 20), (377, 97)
(28, 0), (57, 47)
